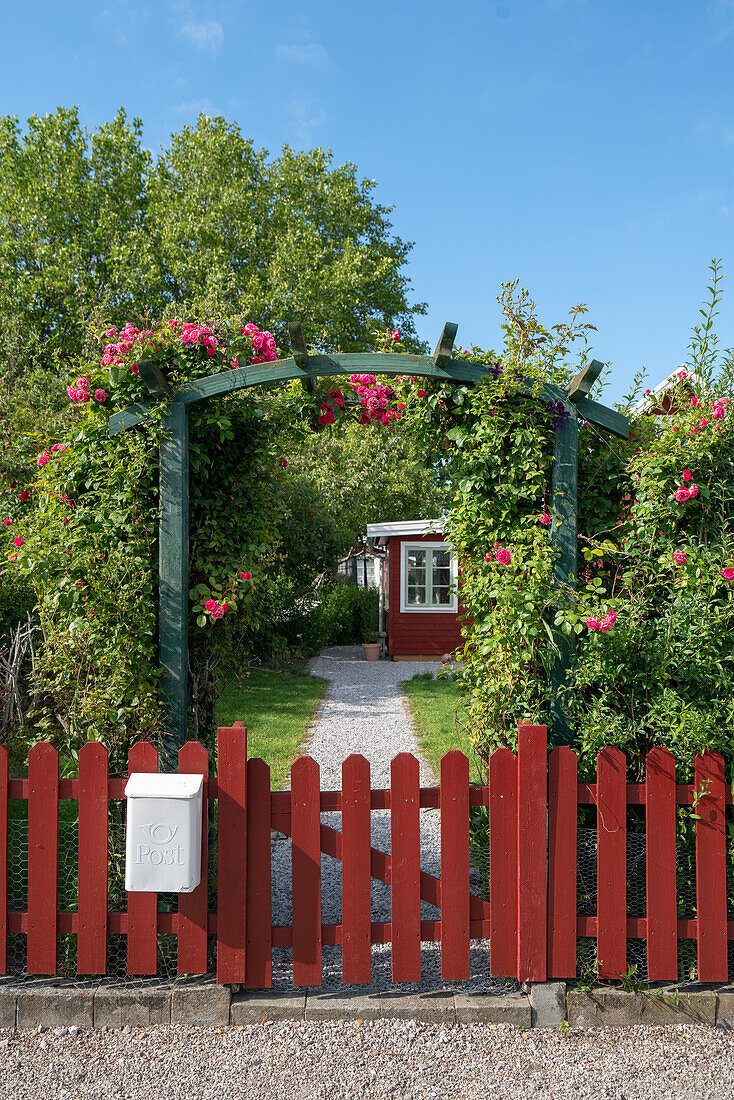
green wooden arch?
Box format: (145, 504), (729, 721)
(109, 323), (629, 765)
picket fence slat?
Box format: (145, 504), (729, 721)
(596, 747), (627, 979)
(489, 747), (517, 978)
(440, 751), (470, 980)
(517, 725), (547, 982)
(127, 741), (158, 975)
(246, 757), (272, 988)
(27, 742), (59, 975)
(0, 746), (7, 974)
(77, 742), (108, 975)
(391, 753), (421, 982)
(548, 746), (577, 978)
(645, 747), (678, 980)
(217, 724), (248, 984)
(695, 752), (728, 982)
(341, 754), (372, 985)
(292, 755), (322, 987)
(177, 741), (209, 975)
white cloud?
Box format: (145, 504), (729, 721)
(277, 41), (332, 69)
(173, 98), (214, 115)
(288, 97), (326, 144)
(180, 19), (224, 53)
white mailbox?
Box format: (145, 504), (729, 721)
(125, 772), (204, 893)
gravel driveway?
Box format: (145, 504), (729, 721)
(271, 646), (500, 993)
(2, 1021), (733, 1099)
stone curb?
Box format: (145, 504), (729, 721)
(1, 983), (733, 1028)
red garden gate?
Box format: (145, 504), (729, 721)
(0, 722), (730, 984)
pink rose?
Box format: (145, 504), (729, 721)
(19, 491), (29, 502)
(674, 488), (690, 503)
(77, 376), (90, 391)
(713, 405), (725, 419)
(392, 330), (401, 341)
(586, 617), (601, 631)
(38, 452), (51, 468)
(483, 553), (492, 563)
(700, 418), (707, 428)
(677, 370), (688, 379)
(2, 519), (10, 527)
(495, 548), (511, 565)
(238, 571), (251, 580)
(211, 604), (226, 619)
(691, 396), (699, 407)
(204, 598), (218, 612)
(94, 389), (108, 403)
(416, 390), (427, 398)
(673, 550), (687, 565)
(539, 511), (552, 526)
(688, 483), (699, 498)
(682, 470), (692, 481)
(722, 568), (734, 581)
(242, 323), (260, 336)
(131, 364), (140, 375)
(13, 536), (23, 548)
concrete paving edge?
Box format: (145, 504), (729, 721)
(1, 983), (733, 1028)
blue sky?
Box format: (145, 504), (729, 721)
(3, 0), (734, 403)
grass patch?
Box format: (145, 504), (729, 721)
(216, 667), (328, 788)
(401, 672), (484, 781)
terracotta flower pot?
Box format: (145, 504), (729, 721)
(362, 642), (381, 661)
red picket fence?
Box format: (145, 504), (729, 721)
(0, 722), (731, 985)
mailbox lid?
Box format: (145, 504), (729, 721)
(125, 772), (204, 800)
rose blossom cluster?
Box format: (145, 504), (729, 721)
(180, 322), (219, 356)
(349, 375), (403, 426)
(68, 375), (105, 403)
(101, 322), (154, 368)
(241, 323), (277, 364)
(316, 388), (346, 426)
(484, 544), (512, 565)
(586, 610), (617, 632)
(37, 443), (68, 468)
(204, 598), (229, 620)
(674, 470), (699, 504)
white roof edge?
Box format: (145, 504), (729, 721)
(629, 367), (703, 416)
(366, 519), (447, 537)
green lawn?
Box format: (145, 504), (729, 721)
(401, 672), (484, 781)
(216, 668), (327, 788)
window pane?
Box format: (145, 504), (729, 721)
(432, 549), (450, 569)
(407, 585), (426, 605)
(432, 586), (451, 605)
(433, 567), (450, 587)
(407, 548), (426, 570)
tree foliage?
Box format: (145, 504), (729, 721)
(0, 108), (426, 374)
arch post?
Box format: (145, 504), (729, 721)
(158, 399), (189, 769)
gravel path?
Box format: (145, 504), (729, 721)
(271, 647), (500, 993)
(2, 1021), (733, 1099)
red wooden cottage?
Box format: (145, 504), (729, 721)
(366, 520), (464, 660)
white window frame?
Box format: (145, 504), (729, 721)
(400, 541), (458, 614)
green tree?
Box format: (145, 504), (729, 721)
(0, 109), (426, 374)
(278, 419), (445, 563)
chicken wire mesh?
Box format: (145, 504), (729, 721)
(2, 804), (731, 988)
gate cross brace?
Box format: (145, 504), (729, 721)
(109, 331), (627, 762)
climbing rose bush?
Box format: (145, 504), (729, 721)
(2, 316), (284, 761)
(399, 276), (734, 782)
